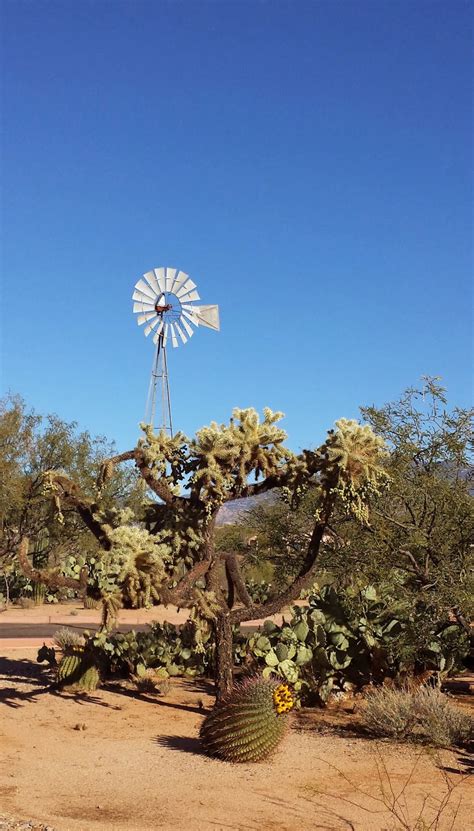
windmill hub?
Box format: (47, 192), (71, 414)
(132, 267), (220, 434)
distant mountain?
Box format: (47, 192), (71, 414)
(216, 492), (277, 526)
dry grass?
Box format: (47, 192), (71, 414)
(361, 686), (473, 748)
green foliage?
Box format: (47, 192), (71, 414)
(244, 380), (474, 624)
(199, 676), (294, 762)
(76, 664), (100, 692)
(90, 619), (213, 679)
(245, 578), (273, 604)
(0, 394), (140, 601)
(235, 585), (469, 704)
(190, 408), (291, 510)
(32, 582), (46, 605)
(57, 651), (83, 685)
(361, 686), (474, 747)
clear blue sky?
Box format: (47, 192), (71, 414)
(1, 1), (472, 453)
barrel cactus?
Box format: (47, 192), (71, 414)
(57, 651), (83, 685)
(57, 648), (100, 692)
(199, 675), (295, 762)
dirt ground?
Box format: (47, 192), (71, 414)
(0, 648), (472, 831)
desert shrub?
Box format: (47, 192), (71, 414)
(133, 667), (159, 694)
(414, 687), (473, 748)
(53, 627), (83, 651)
(87, 583), (470, 700)
(18, 596), (35, 609)
(361, 687), (416, 738)
(361, 686), (473, 747)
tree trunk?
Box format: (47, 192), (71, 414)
(214, 612), (234, 702)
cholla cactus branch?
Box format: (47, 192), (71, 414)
(17, 536), (87, 592)
(221, 552), (253, 607)
(43, 472), (113, 550)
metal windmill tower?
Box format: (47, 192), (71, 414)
(132, 267), (220, 435)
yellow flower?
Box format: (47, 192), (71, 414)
(273, 684), (295, 715)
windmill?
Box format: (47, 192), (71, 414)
(132, 267), (219, 435)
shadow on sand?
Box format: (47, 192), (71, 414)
(154, 734), (204, 756)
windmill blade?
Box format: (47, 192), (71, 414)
(143, 270), (161, 295)
(193, 305), (220, 331)
(178, 289), (200, 303)
(182, 309), (199, 326)
(133, 289), (156, 304)
(154, 267), (166, 293)
(135, 279), (156, 300)
(165, 268), (177, 292)
(174, 322), (188, 344)
(144, 316), (161, 336)
(179, 316), (195, 338)
(162, 323), (169, 348)
(137, 311), (157, 325)
(170, 270), (189, 295)
(152, 320), (165, 343)
(169, 323), (179, 348)
(157, 293), (166, 306)
(176, 279), (198, 299)
(133, 301), (156, 314)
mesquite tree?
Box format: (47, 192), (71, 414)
(17, 408), (388, 699)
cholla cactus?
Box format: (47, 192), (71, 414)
(321, 419), (390, 522)
(190, 408), (292, 508)
(199, 675), (295, 762)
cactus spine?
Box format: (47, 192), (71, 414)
(199, 676), (294, 762)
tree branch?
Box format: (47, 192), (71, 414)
(49, 475), (112, 550)
(221, 552), (253, 607)
(100, 448), (181, 507)
(159, 560), (212, 607)
(229, 486), (338, 624)
(17, 537), (88, 592)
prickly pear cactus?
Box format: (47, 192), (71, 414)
(199, 676), (295, 762)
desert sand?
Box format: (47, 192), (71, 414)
(0, 647), (472, 831)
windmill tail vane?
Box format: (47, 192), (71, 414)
(132, 267), (219, 435)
